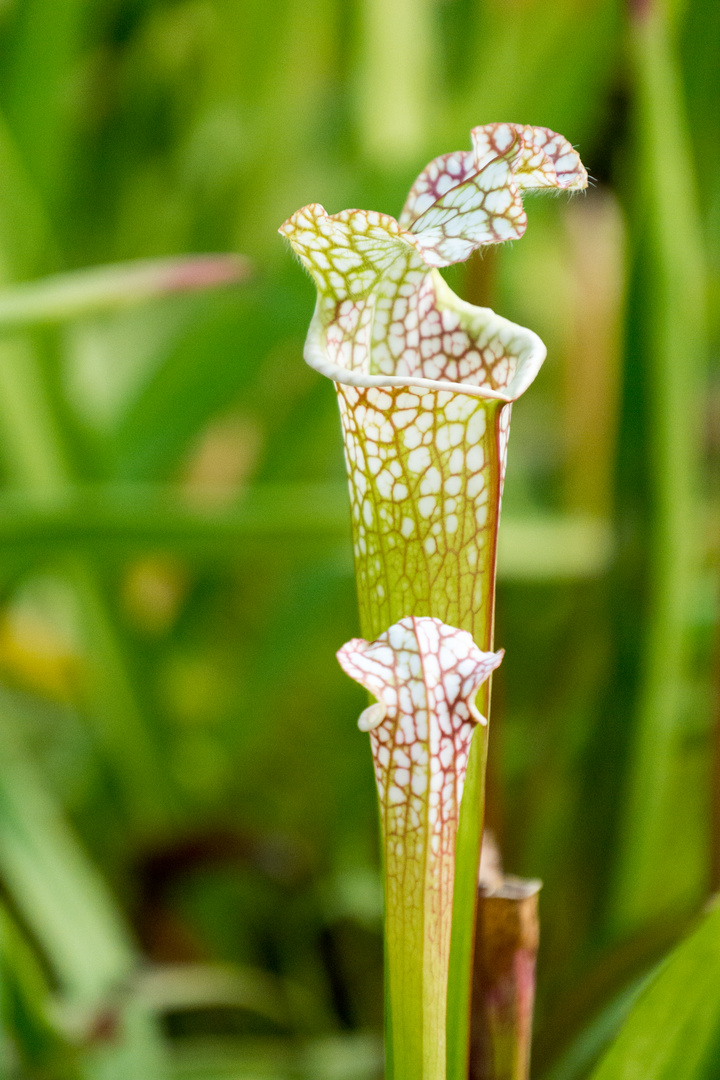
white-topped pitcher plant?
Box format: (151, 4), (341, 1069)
(281, 123), (587, 1080)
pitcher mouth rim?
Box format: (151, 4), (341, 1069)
(303, 301), (547, 404)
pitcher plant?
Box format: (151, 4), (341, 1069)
(281, 122), (587, 1080)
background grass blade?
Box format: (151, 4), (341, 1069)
(590, 902), (720, 1080)
(608, 0), (709, 934)
(0, 256), (249, 331)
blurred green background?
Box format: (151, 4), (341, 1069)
(0, 0), (717, 1077)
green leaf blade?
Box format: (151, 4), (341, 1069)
(591, 903), (720, 1080)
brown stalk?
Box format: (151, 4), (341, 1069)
(469, 835), (541, 1080)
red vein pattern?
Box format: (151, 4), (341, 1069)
(400, 122), (588, 262)
(279, 124), (586, 647)
(337, 383), (511, 644)
(338, 616), (503, 1078)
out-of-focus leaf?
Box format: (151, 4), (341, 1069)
(0, 105), (54, 281)
(541, 971), (652, 1080)
(169, 1036), (293, 1080)
(0, 327), (177, 829)
(0, 899), (80, 1079)
(0, 335), (70, 494)
(1, 0), (86, 208)
(0, 483), (613, 577)
(82, 1001), (170, 1080)
(0, 255), (249, 331)
(299, 1033), (384, 1080)
(109, 270), (313, 482)
(590, 901), (720, 1080)
(356, 0), (438, 166)
(0, 698), (135, 1002)
(64, 297), (210, 435)
(0, 697), (169, 1078)
(137, 963), (292, 1028)
(608, 0), (709, 932)
(458, 0), (620, 148)
(0, 482), (351, 550)
(168, 1032), (383, 1080)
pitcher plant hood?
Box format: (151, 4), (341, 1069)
(338, 616), (503, 1080)
(279, 122), (587, 399)
(280, 124), (587, 644)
